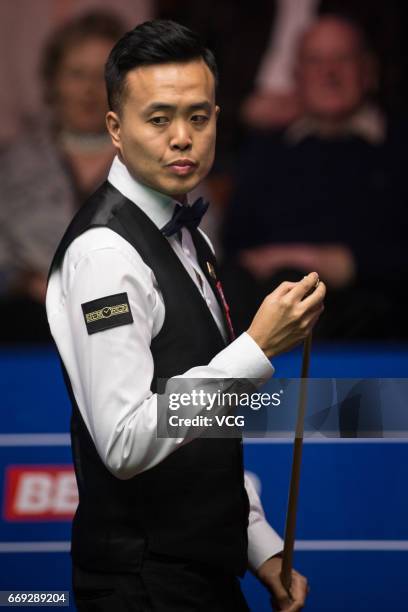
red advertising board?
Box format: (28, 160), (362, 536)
(3, 466), (77, 521)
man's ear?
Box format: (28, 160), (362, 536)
(215, 105), (220, 121)
(106, 111), (122, 152)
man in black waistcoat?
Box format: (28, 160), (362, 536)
(46, 19), (325, 611)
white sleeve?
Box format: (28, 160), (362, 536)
(48, 240), (274, 480)
(245, 472), (284, 571)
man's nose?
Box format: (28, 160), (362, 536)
(169, 121), (192, 151)
(320, 58), (342, 79)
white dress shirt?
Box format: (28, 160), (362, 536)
(46, 155), (283, 570)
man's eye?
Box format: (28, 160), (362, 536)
(149, 116), (169, 125)
(191, 115), (209, 124)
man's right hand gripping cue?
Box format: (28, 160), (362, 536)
(247, 271), (326, 360)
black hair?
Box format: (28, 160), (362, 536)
(105, 19), (218, 113)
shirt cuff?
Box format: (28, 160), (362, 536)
(209, 332), (274, 386)
(247, 519), (284, 572)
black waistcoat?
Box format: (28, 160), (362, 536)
(49, 181), (249, 576)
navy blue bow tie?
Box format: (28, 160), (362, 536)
(161, 197), (209, 237)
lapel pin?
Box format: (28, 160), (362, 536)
(206, 261), (217, 279)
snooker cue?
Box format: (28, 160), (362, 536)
(280, 332), (312, 594)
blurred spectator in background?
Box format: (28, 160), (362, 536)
(0, 0), (152, 147)
(242, 0), (404, 131)
(0, 11), (125, 342)
(222, 15), (408, 340)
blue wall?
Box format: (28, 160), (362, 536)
(1, 344), (407, 611)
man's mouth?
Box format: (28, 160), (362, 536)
(166, 159), (197, 176)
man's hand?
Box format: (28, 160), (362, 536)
(256, 556), (308, 611)
(240, 89), (302, 129)
(247, 272), (325, 359)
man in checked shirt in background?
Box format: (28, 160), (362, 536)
(46, 19), (324, 611)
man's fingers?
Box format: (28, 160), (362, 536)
(267, 566), (308, 611)
(270, 593), (293, 611)
(290, 572), (308, 607)
(272, 280), (298, 298)
(272, 572), (308, 611)
(300, 279), (326, 311)
(271, 595), (303, 612)
(268, 575), (293, 610)
(287, 272), (320, 302)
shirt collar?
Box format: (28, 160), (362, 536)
(107, 155), (183, 229)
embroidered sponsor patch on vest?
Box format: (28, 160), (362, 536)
(81, 292), (133, 335)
